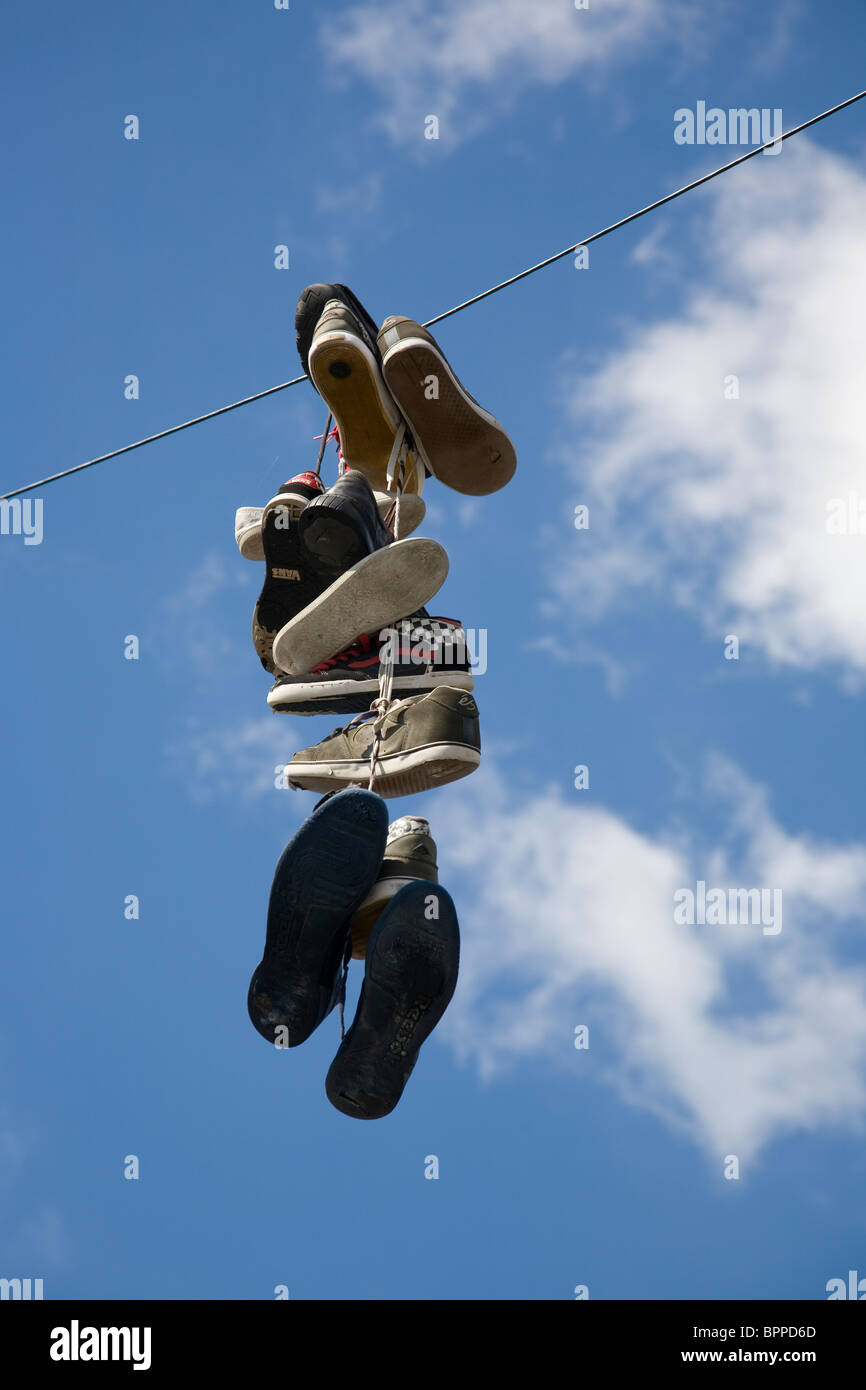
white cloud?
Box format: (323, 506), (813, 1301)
(314, 171), (384, 220)
(550, 139), (866, 680)
(159, 554), (253, 683)
(436, 755), (866, 1161)
(168, 715), (301, 804)
(322, 0), (693, 146)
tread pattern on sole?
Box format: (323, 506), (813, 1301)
(288, 750), (481, 799)
(383, 343), (516, 497)
(248, 791), (388, 1047)
(326, 883), (460, 1119)
(272, 539), (449, 676)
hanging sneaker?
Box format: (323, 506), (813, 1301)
(326, 881), (460, 1119)
(377, 316), (517, 496)
(272, 538), (449, 677)
(302, 287), (422, 494)
(247, 787), (388, 1047)
(297, 468), (394, 571)
(251, 472), (329, 674)
(238, 472), (325, 559)
(267, 616), (473, 715)
(236, 486), (425, 561)
(296, 282), (381, 378)
(285, 686), (481, 797)
(235, 506), (269, 560)
(373, 489), (426, 539)
(350, 816), (438, 960)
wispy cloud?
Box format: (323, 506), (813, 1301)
(548, 140), (866, 681)
(158, 553), (254, 685)
(314, 171), (384, 220)
(436, 754), (866, 1162)
(322, 0), (694, 148)
(167, 714), (301, 805)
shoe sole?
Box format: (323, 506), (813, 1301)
(240, 492), (425, 562)
(247, 789), (388, 1047)
(326, 882), (459, 1119)
(287, 741), (481, 798)
(253, 497), (326, 673)
(381, 337), (516, 496)
(350, 875), (431, 959)
(375, 491), (425, 538)
(296, 283), (381, 378)
(267, 669), (474, 715)
(309, 332), (402, 492)
(271, 537), (449, 676)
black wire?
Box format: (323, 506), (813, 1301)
(3, 87), (864, 502)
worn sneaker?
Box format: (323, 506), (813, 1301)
(236, 486), (425, 561)
(373, 488), (425, 539)
(298, 468), (393, 572)
(326, 881), (460, 1119)
(252, 473), (329, 672)
(271, 536), (449, 677)
(286, 686), (481, 797)
(304, 289), (422, 494)
(296, 282), (381, 378)
(378, 316), (516, 496)
(267, 616), (473, 715)
(247, 787), (388, 1047)
(350, 816), (438, 960)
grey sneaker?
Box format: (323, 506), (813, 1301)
(308, 298), (405, 493)
(377, 316), (517, 496)
(286, 686), (481, 798)
(350, 816), (438, 959)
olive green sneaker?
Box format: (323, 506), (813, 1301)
(286, 686), (481, 798)
(350, 816), (438, 960)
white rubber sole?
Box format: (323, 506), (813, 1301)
(287, 742), (481, 798)
(267, 669), (473, 710)
(272, 537), (449, 676)
(374, 490), (425, 538)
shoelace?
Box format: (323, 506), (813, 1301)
(334, 635), (397, 1038)
(311, 631), (377, 673)
(365, 630), (396, 792)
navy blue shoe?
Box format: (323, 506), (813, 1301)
(248, 789), (389, 1047)
(325, 882), (460, 1119)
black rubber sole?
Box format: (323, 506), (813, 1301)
(295, 283), (381, 378)
(298, 507), (372, 574)
(325, 882), (460, 1119)
(248, 789), (389, 1048)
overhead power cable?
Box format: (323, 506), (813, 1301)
(3, 87), (864, 503)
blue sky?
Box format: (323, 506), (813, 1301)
(2, 0), (866, 1300)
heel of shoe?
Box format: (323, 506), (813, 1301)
(299, 511), (369, 572)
